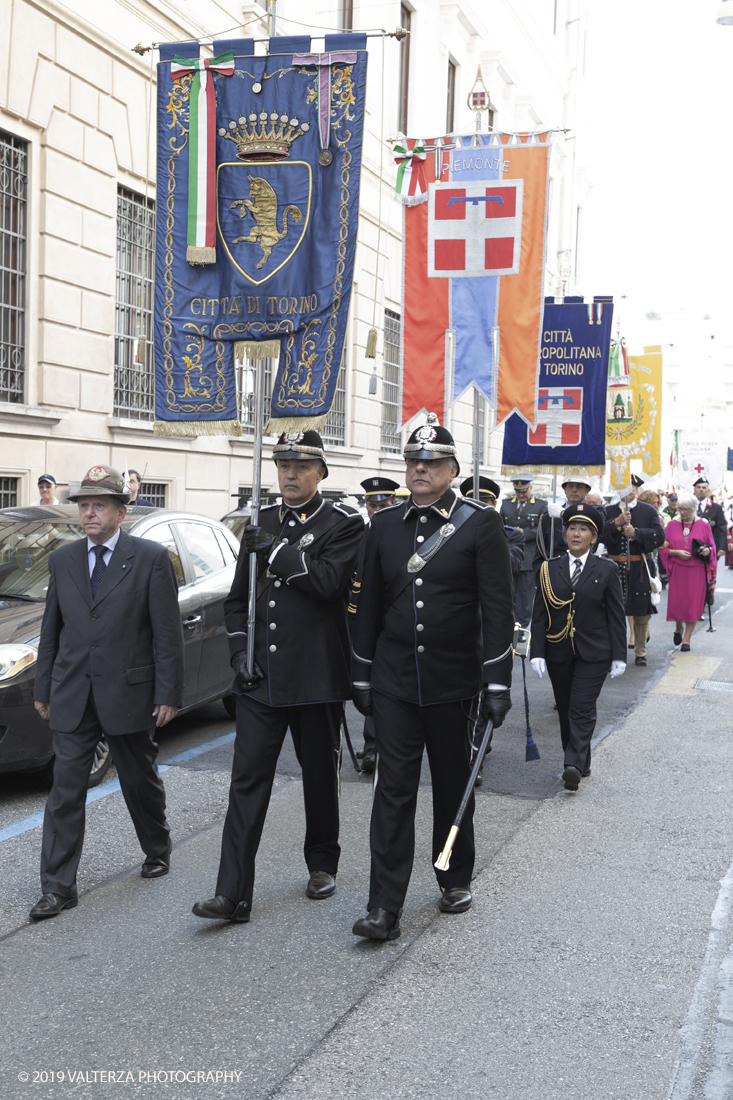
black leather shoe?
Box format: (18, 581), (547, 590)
(673, 632), (682, 646)
(29, 893), (78, 920)
(681, 643), (691, 652)
(141, 841), (172, 879)
(581, 767), (591, 778)
(439, 887), (472, 914)
(635, 656), (647, 667)
(352, 907), (401, 941)
(360, 751), (376, 774)
(562, 765), (582, 791)
(306, 871), (336, 899)
(192, 895), (251, 922)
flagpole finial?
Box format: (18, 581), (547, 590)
(467, 66), (492, 131)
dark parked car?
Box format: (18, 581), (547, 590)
(0, 505), (241, 787)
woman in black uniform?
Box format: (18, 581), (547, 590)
(530, 503), (627, 791)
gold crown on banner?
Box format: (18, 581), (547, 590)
(218, 113), (310, 160)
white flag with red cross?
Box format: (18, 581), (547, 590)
(527, 387), (583, 447)
(427, 180), (523, 279)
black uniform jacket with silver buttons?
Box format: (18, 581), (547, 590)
(352, 489), (514, 706)
(530, 553), (627, 664)
(500, 495), (547, 573)
(224, 493), (364, 707)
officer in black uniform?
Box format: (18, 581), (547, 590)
(534, 474), (597, 571)
(351, 477), (400, 773)
(530, 503), (627, 790)
(601, 473), (665, 667)
(693, 478), (727, 559)
(350, 414), (514, 940)
(500, 476), (547, 625)
(461, 475), (524, 577)
(193, 431), (364, 922)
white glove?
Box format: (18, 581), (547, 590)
(595, 542), (607, 556)
(530, 658), (546, 679)
(610, 660), (626, 679)
(547, 501), (563, 519)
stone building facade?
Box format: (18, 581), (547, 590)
(0, 0), (591, 513)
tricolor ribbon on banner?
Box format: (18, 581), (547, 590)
(393, 136), (428, 205)
(170, 50), (235, 264)
(292, 52), (357, 157)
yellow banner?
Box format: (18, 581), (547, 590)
(605, 344), (663, 492)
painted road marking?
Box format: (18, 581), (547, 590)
(0, 729), (236, 844)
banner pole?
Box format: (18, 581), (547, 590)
(246, 353), (266, 678)
(267, 0), (277, 37)
(473, 385), (481, 498)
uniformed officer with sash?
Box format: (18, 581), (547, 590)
(350, 414), (514, 940)
(193, 431), (363, 922)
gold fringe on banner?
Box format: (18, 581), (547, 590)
(186, 245), (217, 264)
(264, 415), (329, 436)
(500, 463), (606, 479)
(154, 420), (242, 438)
(235, 340), (281, 360)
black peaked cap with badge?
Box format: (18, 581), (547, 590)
(460, 476), (500, 499)
(273, 430), (328, 477)
(361, 477), (399, 501)
(403, 412), (460, 474)
(563, 502), (604, 533)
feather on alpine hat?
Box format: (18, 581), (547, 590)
(403, 413), (459, 473)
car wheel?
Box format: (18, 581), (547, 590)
(223, 694), (237, 718)
(87, 737), (113, 788)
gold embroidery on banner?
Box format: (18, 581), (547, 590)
(216, 160), (312, 286)
(230, 177), (303, 268)
(179, 325), (212, 399)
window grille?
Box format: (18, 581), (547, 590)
(381, 309), (401, 453)
(322, 355), (346, 446)
(237, 351), (274, 432)
(0, 477), (18, 508)
(139, 482), (166, 508)
(114, 187), (155, 419)
(0, 131), (27, 404)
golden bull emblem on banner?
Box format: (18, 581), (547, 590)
(230, 177), (303, 269)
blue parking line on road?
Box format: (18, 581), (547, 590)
(0, 729), (236, 844)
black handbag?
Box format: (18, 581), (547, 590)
(691, 538), (712, 561)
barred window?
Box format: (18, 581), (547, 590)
(381, 309), (401, 453)
(237, 351), (274, 433)
(322, 353), (346, 446)
(0, 477), (18, 508)
(139, 482), (166, 508)
(114, 187), (155, 419)
(0, 131), (27, 404)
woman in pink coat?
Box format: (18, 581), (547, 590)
(659, 491), (715, 651)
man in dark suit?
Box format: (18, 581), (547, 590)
(193, 431), (364, 923)
(461, 475), (525, 577)
(533, 473), (599, 570)
(693, 478), (727, 558)
(350, 414), (515, 940)
(602, 474), (665, 666)
(530, 503), (627, 791)
(31, 465), (184, 920)
(500, 475), (547, 624)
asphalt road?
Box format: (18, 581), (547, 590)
(2, 577), (733, 1099)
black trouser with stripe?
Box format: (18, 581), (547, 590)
(367, 691), (479, 916)
(216, 694), (343, 905)
(546, 657), (610, 773)
(41, 692), (168, 897)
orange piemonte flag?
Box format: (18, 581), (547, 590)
(400, 131), (551, 428)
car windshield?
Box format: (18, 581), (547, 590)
(0, 520), (84, 599)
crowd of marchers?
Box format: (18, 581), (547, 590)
(24, 421), (729, 941)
